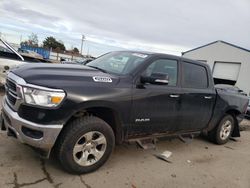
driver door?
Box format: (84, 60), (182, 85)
(130, 58), (182, 135)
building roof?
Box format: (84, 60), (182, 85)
(182, 40), (250, 55)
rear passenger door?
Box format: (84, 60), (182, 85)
(178, 61), (216, 131)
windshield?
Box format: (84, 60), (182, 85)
(87, 51), (149, 75)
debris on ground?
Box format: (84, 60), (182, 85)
(154, 150), (172, 163)
(131, 183), (137, 188)
(187, 160), (192, 164)
(171, 174), (177, 178)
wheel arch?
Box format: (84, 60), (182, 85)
(225, 108), (241, 137)
(63, 101), (124, 144)
(206, 107), (241, 137)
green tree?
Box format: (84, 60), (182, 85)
(21, 33), (39, 47)
(42, 36), (66, 51)
(73, 47), (79, 53)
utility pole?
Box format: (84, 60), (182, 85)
(80, 35), (85, 56)
(20, 35), (22, 44)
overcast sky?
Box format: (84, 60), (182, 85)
(0, 0), (250, 56)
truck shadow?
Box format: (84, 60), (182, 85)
(46, 135), (213, 173)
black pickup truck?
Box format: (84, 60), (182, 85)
(1, 51), (249, 174)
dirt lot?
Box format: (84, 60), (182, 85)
(0, 91), (250, 188)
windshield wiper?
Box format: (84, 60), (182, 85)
(87, 65), (107, 73)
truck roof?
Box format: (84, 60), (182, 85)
(115, 50), (208, 66)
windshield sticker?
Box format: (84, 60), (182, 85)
(132, 53), (148, 58)
(93, 76), (112, 83)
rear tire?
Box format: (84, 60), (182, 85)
(208, 114), (234, 145)
(55, 116), (115, 174)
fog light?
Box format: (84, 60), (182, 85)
(21, 126), (43, 139)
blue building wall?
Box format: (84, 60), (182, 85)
(20, 45), (50, 59)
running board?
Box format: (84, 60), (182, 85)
(136, 138), (156, 150)
(128, 131), (200, 148)
(178, 134), (194, 143)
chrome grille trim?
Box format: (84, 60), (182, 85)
(8, 88), (17, 96)
(6, 79), (17, 106)
(7, 90), (20, 99)
(5, 72), (26, 111)
(6, 79), (17, 92)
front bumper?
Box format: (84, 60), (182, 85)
(1, 98), (63, 157)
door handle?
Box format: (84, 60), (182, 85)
(170, 94), (180, 98)
(204, 96), (212, 99)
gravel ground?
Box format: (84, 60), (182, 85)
(0, 91), (250, 188)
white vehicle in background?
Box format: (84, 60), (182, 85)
(0, 38), (49, 86)
(0, 38), (26, 86)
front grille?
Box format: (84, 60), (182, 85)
(6, 92), (16, 105)
(4, 73), (25, 111)
(6, 79), (17, 92)
(5, 79), (18, 106)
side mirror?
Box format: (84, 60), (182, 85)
(141, 73), (169, 85)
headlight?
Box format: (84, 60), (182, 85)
(22, 86), (65, 107)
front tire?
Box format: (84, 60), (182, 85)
(56, 116), (115, 174)
(208, 114), (235, 145)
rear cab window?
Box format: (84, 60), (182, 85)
(182, 61), (209, 89)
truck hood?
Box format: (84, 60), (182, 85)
(11, 63), (120, 89)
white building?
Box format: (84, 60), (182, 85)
(182, 40), (250, 95)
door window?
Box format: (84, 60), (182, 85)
(182, 62), (208, 89)
(144, 59), (178, 86)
